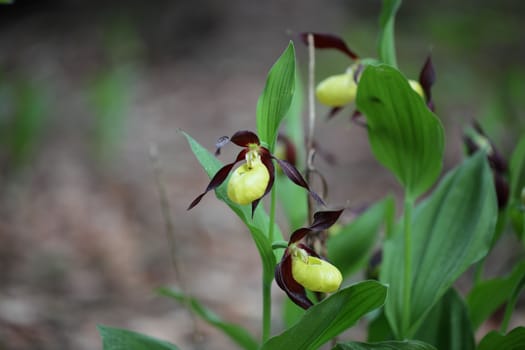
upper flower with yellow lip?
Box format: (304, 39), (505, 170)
(188, 130), (323, 216)
(300, 32), (436, 117)
(275, 209), (344, 309)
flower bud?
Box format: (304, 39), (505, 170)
(227, 159), (270, 205)
(409, 80), (425, 99)
(291, 255), (342, 293)
(315, 73), (357, 107)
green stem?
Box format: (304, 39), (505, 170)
(500, 293), (517, 334)
(269, 183), (277, 244)
(401, 197), (414, 338)
(262, 176), (278, 342)
(262, 279), (272, 342)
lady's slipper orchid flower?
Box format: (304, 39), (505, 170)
(275, 209), (344, 309)
(188, 130), (324, 216)
(299, 32), (436, 118)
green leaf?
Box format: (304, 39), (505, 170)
(467, 260), (525, 330)
(262, 280), (387, 350)
(157, 287), (258, 350)
(509, 136), (525, 240)
(477, 327), (525, 350)
(368, 310), (394, 342)
(277, 71), (307, 230)
(98, 325), (180, 350)
(256, 42), (296, 150)
(182, 131), (283, 284)
(327, 196), (395, 278)
(333, 340), (436, 350)
(7, 81), (48, 167)
(381, 152), (498, 337)
(377, 0), (402, 67)
(415, 288), (475, 350)
(356, 64), (444, 200)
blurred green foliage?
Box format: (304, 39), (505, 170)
(0, 71), (49, 172)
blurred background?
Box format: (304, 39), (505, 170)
(0, 0), (524, 349)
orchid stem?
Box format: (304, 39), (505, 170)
(262, 154), (278, 342)
(401, 196), (414, 339)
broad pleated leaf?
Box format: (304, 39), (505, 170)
(256, 42), (296, 150)
(98, 325), (180, 350)
(261, 280), (387, 350)
(415, 288), (475, 350)
(477, 327), (525, 350)
(157, 287), (258, 350)
(332, 340), (436, 350)
(327, 196), (395, 278)
(182, 131), (282, 285)
(381, 152), (497, 337)
(467, 260), (525, 330)
(277, 72), (307, 229)
(377, 0), (401, 66)
(356, 64), (444, 200)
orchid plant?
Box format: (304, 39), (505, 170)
(99, 1), (525, 349)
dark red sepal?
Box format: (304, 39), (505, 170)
(308, 209), (344, 232)
(289, 228), (314, 244)
(418, 55), (436, 111)
(273, 157), (326, 206)
(187, 150), (247, 210)
(299, 32), (359, 60)
(275, 254), (313, 310)
(230, 130), (260, 147)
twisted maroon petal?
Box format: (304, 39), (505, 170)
(230, 130), (260, 147)
(275, 254), (313, 310)
(299, 32), (359, 60)
(289, 228), (314, 244)
(273, 157), (326, 206)
(308, 209), (345, 232)
(187, 150), (247, 210)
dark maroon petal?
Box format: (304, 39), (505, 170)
(299, 32), (359, 60)
(214, 136), (230, 156)
(187, 150), (246, 210)
(289, 228), (314, 244)
(493, 171), (510, 209)
(230, 130), (260, 147)
(273, 157), (326, 206)
(275, 255), (313, 310)
(418, 55), (435, 105)
(326, 106), (343, 120)
(308, 209), (344, 232)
